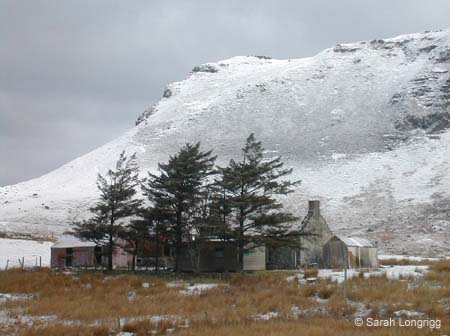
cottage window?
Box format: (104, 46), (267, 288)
(214, 248), (225, 259)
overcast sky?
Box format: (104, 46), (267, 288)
(1, 0), (449, 186)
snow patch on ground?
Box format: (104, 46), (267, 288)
(0, 293), (33, 304)
(166, 281), (222, 295)
(117, 314), (185, 328)
(381, 265), (428, 279)
(379, 254), (440, 261)
(286, 273), (304, 282)
(352, 302), (371, 319)
(166, 281), (184, 288)
(0, 238), (52, 269)
(314, 265), (429, 284)
(394, 310), (425, 317)
(179, 283), (220, 296)
(254, 311), (281, 321)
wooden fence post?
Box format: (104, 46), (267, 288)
(18, 257), (25, 269)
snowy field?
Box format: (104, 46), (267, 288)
(317, 265), (429, 283)
(0, 238), (52, 269)
(378, 254), (440, 261)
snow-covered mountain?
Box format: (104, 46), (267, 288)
(1, 29), (450, 256)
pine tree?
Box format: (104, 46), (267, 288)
(131, 206), (170, 272)
(205, 187), (234, 240)
(142, 143), (216, 272)
(71, 151), (142, 271)
(117, 213), (150, 272)
(215, 134), (301, 271)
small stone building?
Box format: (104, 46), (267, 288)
(266, 200), (333, 269)
(322, 235), (378, 269)
(298, 200), (333, 266)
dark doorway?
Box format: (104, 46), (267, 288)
(65, 248), (73, 267)
(94, 246), (102, 266)
(214, 248), (225, 272)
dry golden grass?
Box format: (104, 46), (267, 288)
(317, 282), (337, 299)
(18, 324), (109, 336)
(0, 261), (449, 335)
(122, 318), (179, 335)
(432, 259), (450, 273)
(379, 258), (433, 266)
(179, 318), (450, 336)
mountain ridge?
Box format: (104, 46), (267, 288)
(1, 29), (449, 256)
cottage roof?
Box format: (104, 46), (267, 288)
(335, 235), (375, 248)
(52, 235), (97, 249)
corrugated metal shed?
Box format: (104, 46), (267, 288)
(336, 235), (375, 248)
(323, 235), (378, 269)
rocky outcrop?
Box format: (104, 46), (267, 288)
(135, 106), (156, 126)
(191, 64), (219, 73)
(395, 112), (450, 133)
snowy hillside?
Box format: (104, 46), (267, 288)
(1, 29), (450, 256)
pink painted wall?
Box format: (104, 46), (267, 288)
(112, 245), (134, 268)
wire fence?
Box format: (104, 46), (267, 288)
(3, 255), (43, 270)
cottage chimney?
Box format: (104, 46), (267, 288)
(308, 200), (321, 217)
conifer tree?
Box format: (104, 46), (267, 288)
(142, 143), (216, 272)
(131, 206), (170, 272)
(205, 187), (233, 240)
(71, 151), (142, 271)
(118, 213), (150, 272)
(215, 134), (301, 271)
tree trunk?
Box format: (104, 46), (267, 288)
(196, 244), (201, 274)
(132, 246), (137, 272)
(108, 248), (113, 271)
(188, 242), (199, 274)
(108, 214), (115, 271)
(238, 208), (245, 273)
(175, 210), (183, 273)
(155, 234), (159, 273)
(108, 235), (113, 271)
(238, 241), (244, 273)
(175, 241), (181, 273)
